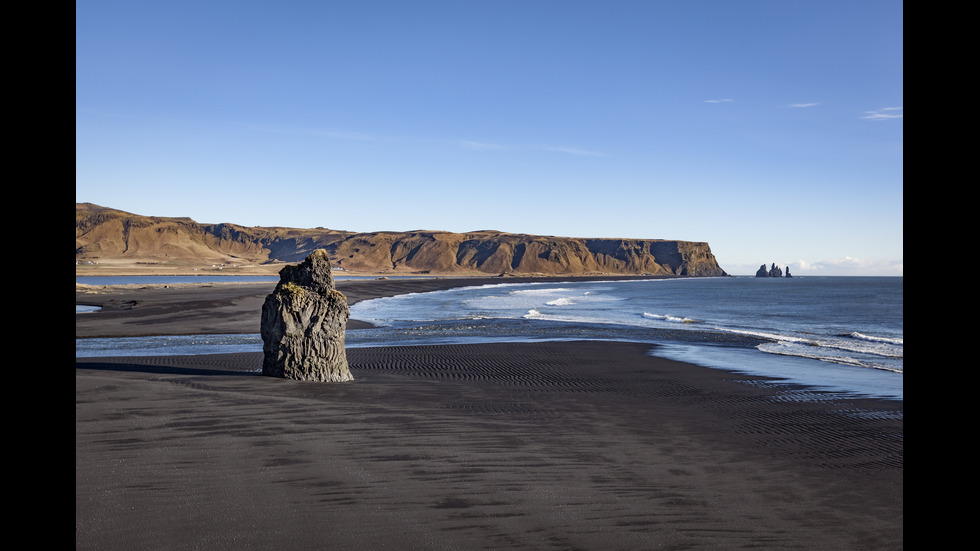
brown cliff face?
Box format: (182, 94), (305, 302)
(75, 203), (727, 276)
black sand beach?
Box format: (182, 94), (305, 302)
(76, 279), (903, 550)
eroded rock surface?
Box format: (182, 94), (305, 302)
(261, 249), (352, 382)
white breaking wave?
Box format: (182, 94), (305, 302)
(642, 312), (698, 324)
(757, 342), (903, 374)
(684, 326), (902, 368)
(718, 327), (817, 344)
(851, 332), (903, 345)
(522, 309), (626, 326)
(832, 336), (903, 359)
(510, 287), (574, 295)
(546, 298), (575, 306)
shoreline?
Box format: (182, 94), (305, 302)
(76, 276), (902, 549)
(75, 274), (682, 338)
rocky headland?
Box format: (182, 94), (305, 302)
(75, 203), (728, 277)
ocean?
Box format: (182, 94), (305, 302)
(76, 276), (903, 400)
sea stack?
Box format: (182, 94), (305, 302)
(260, 249), (353, 382)
(755, 262), (786, 277)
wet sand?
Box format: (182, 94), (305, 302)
(76, 279), (902, 550)
(75, 275), (664, 337)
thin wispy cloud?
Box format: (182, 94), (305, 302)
(704, 98), (734, 104)
(459, 140), (605, 157)
(534, 145), (606, 157)
(309, 129), (380, 141)
(460, 140), (507, 151)
(247, 125), (385, 142)
(861, 106), (903, 121)
(789, 102), (820, 108)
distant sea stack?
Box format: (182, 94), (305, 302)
(74, 203), (728, 277)
(756, 263), (792, 278)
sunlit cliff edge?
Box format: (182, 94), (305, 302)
(75, 203), (728, 277)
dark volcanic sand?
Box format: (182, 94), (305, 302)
(76, 279), (903, 550)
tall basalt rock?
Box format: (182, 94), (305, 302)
(261, 249), (353, 382)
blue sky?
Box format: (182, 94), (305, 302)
(76, 1), (903, 276)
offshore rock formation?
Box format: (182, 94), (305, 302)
(260, 250), (353, 382)
(756, 263), (790, 277)
(75, 203), (728, 277)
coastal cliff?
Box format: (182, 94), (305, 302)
(75, 203), (728, 277)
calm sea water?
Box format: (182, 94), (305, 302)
(76, 276), (902, 399)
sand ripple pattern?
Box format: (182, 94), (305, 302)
(77, 342), (902, 550)
(347, 343), (902, 470)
